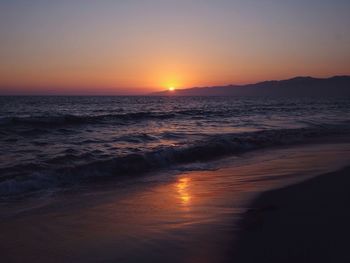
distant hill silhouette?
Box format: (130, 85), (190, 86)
(151, 76), (350, 97)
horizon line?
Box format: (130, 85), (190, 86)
(0, 74), (349, 96)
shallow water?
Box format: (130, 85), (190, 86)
(1, 142), (350, 262)
(1, 96), (350, 195)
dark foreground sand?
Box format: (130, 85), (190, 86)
(232, 166), (350, 263)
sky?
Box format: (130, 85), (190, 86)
(0, 0), (349, 95)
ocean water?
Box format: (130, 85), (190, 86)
(2, 142), (350, 262)
(1, 96), (350, 196)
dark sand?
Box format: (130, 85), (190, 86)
(1, 142), (350, 263)
(232, 166), (350, 263)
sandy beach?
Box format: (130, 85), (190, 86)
(232, 166), (350, 263)
(0, 142), (350, 262)
(2, 0), (350, 261)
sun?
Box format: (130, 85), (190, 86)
(168, 86), (175, 91)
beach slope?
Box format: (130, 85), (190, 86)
(233, 166), (350, 263)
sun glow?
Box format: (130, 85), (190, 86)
(168, 86), (175, 91)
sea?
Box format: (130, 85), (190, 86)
(1, 96), (350, 197)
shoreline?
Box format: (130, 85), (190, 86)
(231, 166), (350, 263)
(2, 133), (350, 199)
(1, 142), (350, 262)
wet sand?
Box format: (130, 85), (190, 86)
(1, 142), (350, 263)
(233, 166), (350, 263)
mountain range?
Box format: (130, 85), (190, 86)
(151, 76), (350, 97)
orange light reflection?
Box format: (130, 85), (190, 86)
(176, 177), (191, 205)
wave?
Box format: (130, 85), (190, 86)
(0, 109), (241, 128)
(0, 112), (176, 128)
(0, 125), (349, 197)
(0, 106), (307, 129)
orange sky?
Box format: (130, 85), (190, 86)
(1, 1), (349, 95)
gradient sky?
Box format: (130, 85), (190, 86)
(1, 0), (349, 94)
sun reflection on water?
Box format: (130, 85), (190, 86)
(176, 177), (191, 205)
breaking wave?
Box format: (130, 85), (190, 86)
(0, 125), (349, 197)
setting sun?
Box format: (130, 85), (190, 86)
(2, 0), (350, 262)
